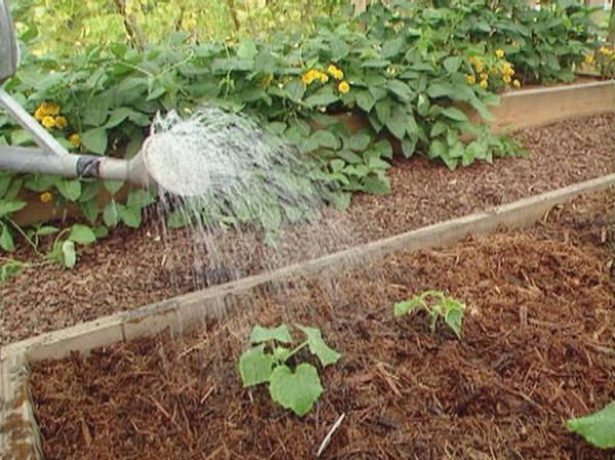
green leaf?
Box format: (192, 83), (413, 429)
(356, 91), (375, 112)
(401, 135), (418, 158)
(441, 107), (469, 122)
(127, 189), (156, 209)
(386, 80), (413, 103)
(103, 180), (124, 194)
(119, 206), (142, 228)
(386, 108), (407, 140)
(35, 226), (59, 236)
(394, 298), (423, 317)
(167, 210), (189, 229)
(0, 200), (26, 219)
(250, 325), (293, 345)
(296, 325), (341, 366)
(375, 99), (391, 125)
(268, 363), (323, 416)
(62, 240), (76, 269)
(304, 93), (339, 108)
(0, 224), (15, 252)
(68, 224), (97, 245)
(310, 130), (340, 150)
(56, 179), (82, 202)
(239, 345), (275, 387)
(103, 202), (120, 227)
(567, 401), (615, 448)
(81, 128), (108, 155)
(344, 132), (371, 152)
(444, 307), (464, 339)
(382, 38), (404, 58)
(443, 56), (462, 74)
(285, 80), (305, 102)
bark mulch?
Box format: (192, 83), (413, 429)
(29, 187), (615, 459)
(1, 114), (613, 345)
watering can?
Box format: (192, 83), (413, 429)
(0, 0), (188, 194)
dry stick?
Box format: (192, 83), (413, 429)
(316, 413), (346, 458)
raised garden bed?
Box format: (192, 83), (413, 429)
(10, 79), (615, 228)
(1, 178), (613, 459)
(1, 114), (613, 346)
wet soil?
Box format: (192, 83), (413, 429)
(30, 187), (615, 459)
(1, 114), (614, 345)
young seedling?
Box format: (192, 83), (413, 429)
(566, 400), (615, 449)
(394, 290), (466, 339)
(238, 323), (341, 416)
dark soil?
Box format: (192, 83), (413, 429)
(30, 188), (615, 459)
(1, 114), (614, 345)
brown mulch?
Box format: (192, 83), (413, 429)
(30, 187), (615, 459)
(1, 114), (614, 345)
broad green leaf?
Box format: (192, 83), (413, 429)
(35, 226), (59, 236)
(344, 132), (371, 152)
(441, 107), (469, 122)
(444, 306), (464, 339)
(567, 401), (615, 449)
(285, 80), (305, 102)
(336, 150), (363, 164)
(394, 298), (423, 317)
(81, 128), (108, 155)
(127, 189), (156, 209)
(62, 240), (76, 269)
(119, 206), (142, 228)
(56, 180), (82, 201)
(310, 130), (340, 150)
(103, 180), (124, 194)
(250, 324), (293, 345)
(356, 91), (375, 112)
(103, 202), (120, 227)
(167, 210), (189, 229)
(443, 56), (462, 74)
(0, 224), (15, 252)
(268, 363), (323, 416)
(69, 224), (97, 245)
(0, 200), (26, 219)
(304, 93), (339, 108)
(382, 38), (404, 58)
(427, 82), (456, 99)
(401, 135), (418, 158)
(375, 99), (391, 125)
(237, 40), (258, 60)
(296, 325), (341, 366)
(428, 140), (447, 159)
(386, 108), (407, 140)
(239, 345), (275, 387)
(386, 80), (413, 103)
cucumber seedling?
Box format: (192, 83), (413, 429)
(239, 323), (341, 416)
(394, 290), (466, 338)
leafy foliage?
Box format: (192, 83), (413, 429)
(394, 290), (466, 338)
(567, 400), (615, 449)
(239, 323), (341, 416)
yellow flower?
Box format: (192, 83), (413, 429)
(69, 133), (81, 147)
(327, 64), (344, 80)
(41, 102), (60, 116)
(584, 54), (594, 65)
(466, 74), (476, 85)
(479, 79), (488, 89)
(599, 46), (613, 56)
(54, 116), (68, 129)
(513, 79), (521, 88)
(40, 192), (53, 203)
(495, 49), (505, 58)
(41, 116), (56, 130)
(302, 69), (328, 85)
(34, 106), (46, 121)
(502, 62), (515, 76)
(489, 66), (499, 75)
(338, 81), (350, 94)
(503, 75), (512, 84)
(480, 72), (489, 81)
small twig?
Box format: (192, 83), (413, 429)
(316, 413), (346, 458)
(200, 385), (216, 404)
